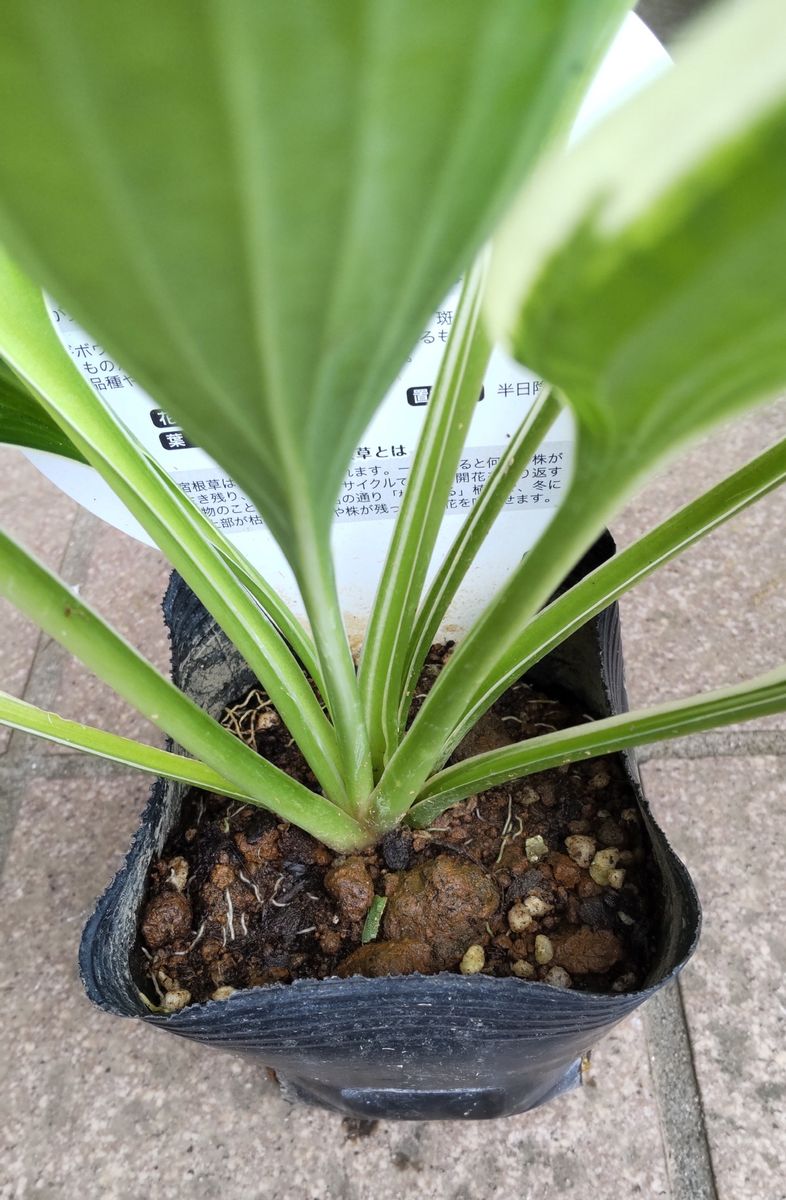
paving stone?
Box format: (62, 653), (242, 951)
(0, 450), (79, 754)
(641, 757), (786, 1200)
(44, 521), (171, 752)
(1, 771), (671, 1200)
(643, 983), (716, 1200)
(613, 400), (786, 743)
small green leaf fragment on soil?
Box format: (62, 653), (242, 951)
(361, 895), (388, 944)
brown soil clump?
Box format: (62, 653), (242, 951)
(382, 855), (499, 970)
(324, 857), (375, 923)
(338, 939), (434, 978)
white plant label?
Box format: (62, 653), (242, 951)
(32, 13), (669, 633)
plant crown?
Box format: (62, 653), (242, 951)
(0, 0), (785, 850)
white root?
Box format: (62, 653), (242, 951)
(270, 876), (298, 908)
(225, 888), (235, 941)
(188, 921), (206, 951)
(238, 871), (263, 904)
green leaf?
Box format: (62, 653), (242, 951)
(0, 0), (632, 809)
(0, 355), (85, 462)
(361, 896), (388, 945)
(0, 529), (367, 850)
(397, 386), (560, 735)
(0, 690), (258, 801)
(488, 0), (786, 496)
(374, 0), (786, 824)
(358, 253), (492, 776)
(147, 460), (327, 699)
(453, 434), (786, 748)
(0, 0), (631, 561)
(0, 256), (347, 808)
(373, 432), (786, 827)
(409, 663), (786, 826)
(372, 455), (623, 825)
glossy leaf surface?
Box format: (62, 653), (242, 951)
(375, 0), (786, 819)
(0, 0), (630, 562)
(488, 0), (786, 494)
(0, 356), (84, 462)
(0, 691), (255, 801)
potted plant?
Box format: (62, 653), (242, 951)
(0, 0), (784, 1119)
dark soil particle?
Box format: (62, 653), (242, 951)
(138, 647), (660, 1008)
(342, 1117), (380, 1141)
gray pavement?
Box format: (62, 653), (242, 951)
(2, 396), (784, 1199)
(2, 6), (784, 1196)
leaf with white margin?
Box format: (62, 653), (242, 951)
(488, 0), (786, 493)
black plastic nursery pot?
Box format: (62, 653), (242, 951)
(80, 535), (700, 1121)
